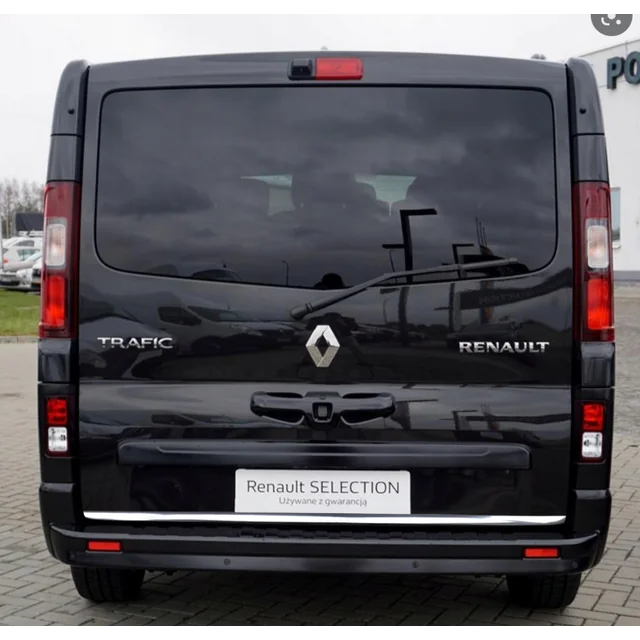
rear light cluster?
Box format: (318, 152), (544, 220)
(573, 182), (614, 342)
(39, 182), (81, 339)
(46, 397), (70, 456)
(581, 402), (605, 461)
(572, 183), (612, 464)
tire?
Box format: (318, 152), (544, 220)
(70, 566), (145, 603)
(507, 573), (582, 609)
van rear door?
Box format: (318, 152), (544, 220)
(76, 53), (576, 526)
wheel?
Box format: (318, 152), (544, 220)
(506, 573), (582, 609)
(70, 566), (145, 603)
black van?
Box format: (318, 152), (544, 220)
(38, 52), (615, 609)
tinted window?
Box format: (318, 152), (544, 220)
(96, 87), (556, 289)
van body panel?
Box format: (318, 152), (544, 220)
(74, 53), (575, 522)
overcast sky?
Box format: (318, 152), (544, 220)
(2, 14), (640, 182)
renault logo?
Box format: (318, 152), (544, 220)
(305, 325), (340, 368)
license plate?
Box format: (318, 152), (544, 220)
(235, 469), (410, 515)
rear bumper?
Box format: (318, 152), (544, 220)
(40, 481), (611, 576)
(48, 524), (601, 575)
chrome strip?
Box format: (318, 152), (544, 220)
(83, 512), (565, 526)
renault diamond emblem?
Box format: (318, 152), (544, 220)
(306, 325), (340, 368)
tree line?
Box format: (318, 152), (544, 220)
(0, 178), (44, 237)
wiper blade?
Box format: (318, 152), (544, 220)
(289, 258), (521, 320)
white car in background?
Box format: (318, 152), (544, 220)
(1, 237), (42, 266)
(30, 257), (42, 291)
(0, 250), (42, 288)
(16, 256), (42, 291)
(2, 250), (42, 272)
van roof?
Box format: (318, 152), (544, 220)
(87, 50), (568, 86)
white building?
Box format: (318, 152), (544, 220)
(580, 39), (640, 280)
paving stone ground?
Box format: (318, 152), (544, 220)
(1, 293), (639, 625)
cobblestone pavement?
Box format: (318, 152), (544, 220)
(1, 293), (639, 625)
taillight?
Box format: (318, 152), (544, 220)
(46, 397), (70, 456)
(573, 182), (614, 342)
(581, 402), (605, 461)
(315, 57), (363, 80)
(39, 182), (80, 339)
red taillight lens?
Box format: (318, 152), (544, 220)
(46, 398), (68, 426)
(40, 274), (66, 329)
(315, 57), (363, 80)
(583, 403), (605, 431)
(573, 182), (614, 343)
(39, 182), (80, 339)
(587, 277), (612, 330)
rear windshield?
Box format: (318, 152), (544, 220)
(96, 87), (556, 289)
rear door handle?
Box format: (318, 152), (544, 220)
(250, 391), (396, 427)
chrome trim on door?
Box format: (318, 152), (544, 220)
(83, 512), (566, 526)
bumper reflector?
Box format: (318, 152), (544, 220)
(87, 541), (121, 552)
(524, 547), (559, 558)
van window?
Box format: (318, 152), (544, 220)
(96, 87), (556, 289)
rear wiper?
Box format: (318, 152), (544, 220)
(289, 258), (521, 320)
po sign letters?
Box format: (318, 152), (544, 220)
(607, 51), (640, 89)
